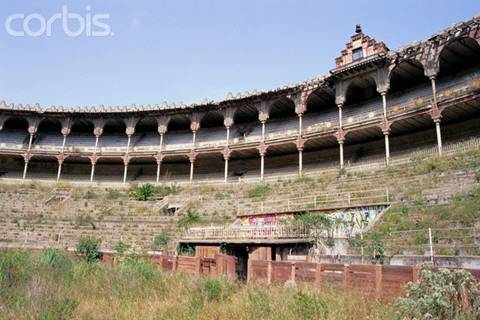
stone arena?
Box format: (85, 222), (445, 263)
(0, 17), (479, 185)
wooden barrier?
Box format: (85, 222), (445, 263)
(100, 252), (236, 279)
(247, 260), (480, 297)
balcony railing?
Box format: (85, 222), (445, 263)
(184, 224), (310, 241)
(0, 74), (478, 154)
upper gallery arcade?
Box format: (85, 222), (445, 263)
(0, 15), (479, 184)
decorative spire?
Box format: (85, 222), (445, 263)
(355, 24), (362, 34)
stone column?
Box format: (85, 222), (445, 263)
(223, 108), (234, 147)
(257, 102), (270, 142)
(258, 143), (268, 182)
(297, 138), (305, 176)
(155, 153), (163, 183)
(190, 113), (201, 149)
(298, 148), (303, 175)
(188, 152), (197, 183)
(22, 154), (30, 181)
(60, 119), (72, 153)
(56, 157), (64, 182)
(222, 147), (231, 184)
(430, 76), (443, 155)
(337, 103), (345, 169)
(434, 119), (443, 156)
(90, 156), (97, 182)
(123, 156), (130, 183)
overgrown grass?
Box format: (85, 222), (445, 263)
(0, 249), (397, 320)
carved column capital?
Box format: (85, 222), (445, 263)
(381, 118), (391, 135)
(336, 128), (345, 144)
(223, 107), (235, 128)
(188, 150), (198, 163)
(93, 118), (105, 137)
(296, 137), (306, 151)
(157, 115), (170, 135)
(122, 155), (131, 166)
(155, 153), (164, 164)
(257, 101), (271, 123)
(221, 147), (231, 161)
(258, 142), (269, 156)
(26, 117), (39, 135)
(89, 155), (98, 165)
(190, 112), (202, 133)
(430, 102), (442, 121)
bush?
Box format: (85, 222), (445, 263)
(290, 291), (328, 320)
(247, 185), (270, 199)
(178, 209), (201, 228)
(129, 183), (156, 201)
(119, 255), (158, 282)
(114, 241), (129, 253)
(129, 183), (181, 201)
(75, 238), (101, 262)
(396, 264), (480, 320)
(0, 250), (34, 292)
(153, 234), (170, 250)
(42, 249), (72, 269)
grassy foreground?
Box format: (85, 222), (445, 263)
(0, 250), (395, 320)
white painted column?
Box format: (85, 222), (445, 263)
(226, 127), (230, 146)
(22, 159), (29, 181)
(298, 149), (303, 176)
(224, 158), (229, 184)
(192, 130), (197, 148)
(430, 76), (443, 156)
(56, 160), (63, 182)
(156, 160), (162, 184)
(260, 153), (265, 182)
(189, 160), (194, 183)
(384, 133), (390, 164)
(261, 121), (266, 141)
(90, 162), (96, 182)
(339, 143), (344, 169)
(338, 104), (344, 169)
(123, 163), (128, 183)
(435, 120), (443, 156)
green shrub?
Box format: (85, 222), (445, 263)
(290, 291), (328, 320)
(247, 288), (271, 318)
(178, 209), (201, 228)
(178, 243), (195, 256)
(153, 234), (170, 249)
(119, 255), (158, 281)
(396, 264), (480, 320)
(247, 185), (270, 199)
(114, 241), (129, 253)
(129, 183), (156, 201)
(75, 238), (101, 262)
(0, 250), (34, 292)
(129, 183), (181, 201)
(42, 249), (72, 269)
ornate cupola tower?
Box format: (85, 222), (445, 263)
(334, 25), (389, 71)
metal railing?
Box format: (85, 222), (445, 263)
(184, 224), (310, 241)
(237, 187), (390, 216)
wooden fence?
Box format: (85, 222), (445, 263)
(101, 252), (237, 280)
(247, 259), (480, 297)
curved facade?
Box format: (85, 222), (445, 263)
(1, 16), (480, 184)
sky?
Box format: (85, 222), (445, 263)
(0, 1), (478, 107)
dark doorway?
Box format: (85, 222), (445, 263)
(227, 245), (248, 281)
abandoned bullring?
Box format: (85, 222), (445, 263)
(1, 10), (480, 320)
